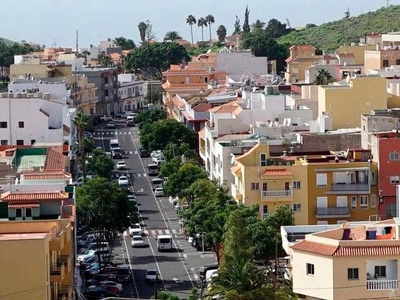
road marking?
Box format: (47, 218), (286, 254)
(151, 230), (156, 236)
(165, 229), (170, 235)
(158, 229), (163, 235)
(122, 233), (140, 298)
(190, 268), (199, 281)
(172, 229), (177, 234)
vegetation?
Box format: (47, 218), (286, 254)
(242, 5), (251, 34)
(186, 15), (197, 45)
(136, 108), (167, 129)
(233, 15), (241, 34)
(86, 148), (115, 179)
(205, 14), (215, 42)
(164, 31), (182, 42)
(0, 40), (38, 67)
(73, 112), (91, 177)
(216, 25), (227, 43)
(114, 36), (136, 50)
(197, 18), (208, 42)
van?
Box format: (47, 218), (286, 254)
(109, 139), (120, 150)
(112, 147), (122, 159)
(147, 164), (159, 176)
(157, 234), (172, 251)
(151, 178), (163, 190)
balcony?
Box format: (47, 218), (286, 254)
(58, 255), (72, 273)
(316, 207), (351, 218)
(367, 279), (398, 290)
(231, 184), (243, 202)
(50, 262), (66, 282)
(261, 190), (293, 202)
(49, 228), (65, 251)
(326, 183), (369, 194)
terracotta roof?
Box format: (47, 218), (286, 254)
(8, 202), (40, 208)
(209, 102), (240, 113)
(1, 191), (69, 202)
(63, 124), (70, 134)
(260, 169), (293, 176)
(291, 240), (338, 256)
(231, 165), (241, 175)
(171, 96), (185, 109)
(289, 44), (317, 50)
(193, 102), (212, 112)
(44, 147), (65, 170)
(21, 171), (71, 180)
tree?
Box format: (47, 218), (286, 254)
(138, 22), (148, 44)
(73, 112), (90, 177)
(164, 31), (182, 42)
(242, 6), (251, 34)
(140, 118), (197, 152)
(136, 108), (167, 129)
(265, 18), (290, 39)
(0, 40), (37, 67)
(97, 53), (114, 67)
(197, 18), (208, 42)
(81, 49), (91, 65)
(205, 14), (215, 42)
(216, 25), (227, 43)
(145, 20), (156, 43)
(123, 43), (190, 79)
(86, 148), (115, 179)
(186, 15), (197, 45)
(315, 69), (333, 85)
(252, 19), (266, 32)
(115, 37), (136, 50)
(163, 142), (197, 162)
(233, 15), (241, 34)
(159, 156), (182, 179)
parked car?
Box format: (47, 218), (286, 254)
(127, 194), (137, 203)
(145, 269), (158, 282)
(100, 115), (112, 122)
(154, 187), (164, 197)
(152, 155), (165, 164)
(127, 119), (134, 127)
(116, 265), (131, 283)
(131, 235), (145, 247)
(118, 175), (129, 187)
(139, 148), (150, 157)
(107, 121), (116, 129)
(77, 249), (96, 263)
(96, 280), (123, 292)
(129, 223), (142, 236)
(116, 161), (127, 170)
(84, 287), (118, 299)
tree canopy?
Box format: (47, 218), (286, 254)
(0, 40), (37, 67)
(242, 6), (251, 34)
(136, 108), (167, 129)
(264, 18), (292, 39)
(86, 148), (115, 179)
(216, 25), (227, 43)
(123, 42), (190, 79)
(114, 37), (136, 50)
(164, 31), (182, 42)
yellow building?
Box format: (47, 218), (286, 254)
(285, 45), (321, 83)
(337, 45), (376, 65)
(0, 219), (73, 300)
(231, 142), (378, 225)
(318, 76), (388, 130)
(71, 74), (98, 115)
(291, 219), (400, 300)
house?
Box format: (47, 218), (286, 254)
(290, 218), (400, 300)
(117, 74), (145, 112)
(285, 45), (321, 83)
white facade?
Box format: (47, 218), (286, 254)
(117, 74), (145, 112)
(0, 93), (69, 146)
(8, 79), (69, 103)
(216, 49), (268, 76)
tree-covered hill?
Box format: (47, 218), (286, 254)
(278, 5), (400, 50)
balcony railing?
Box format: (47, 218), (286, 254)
(50, 263), (66, 282)
(58, 255), (72, 273)
(367, 279), (398, 290)
(331, 183), (369, 192)
(49, 228), (64, 251)
(59, 285), (73, 300)
(316, 207), (350, 216)
(261, 190), (292, 198)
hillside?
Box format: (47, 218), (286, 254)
(278, 5), (400, 50)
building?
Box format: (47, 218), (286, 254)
(117, 74), (145, 113)
(285, 45), (321, 83)
(365, 45), (400, 75)
(290, 218), (400, 300)
(70, 74), (98, 115)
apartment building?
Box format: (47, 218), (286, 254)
(117, 73), (145, 112)
(290, 218), (400, 300)
(285, 45), (321, 83)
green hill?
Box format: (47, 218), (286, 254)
(278, 5), (400, 50)
(0, 37), (17, 47)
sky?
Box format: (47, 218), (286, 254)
(2, 0), (398, 48)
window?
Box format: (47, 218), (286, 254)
(387, 204), (397, 217)
(16, 140), (24, 146)
(306, 263), (315, 275)
(371, 194), (376, 208)
(262, 182), (268, 191)
(348, 268), (359, 280)
(371, 171), (376, 185)
(26, 208), (32, 217)
(293, 181), (301, 189)
(105, 90), (109, 96)
(337, 196), (348, 207)
(18, 121), (24, 128)
(0, 122), (7, 128)
(260, 153), (267, 166)
(251, 183), (259, 190)
(383, 60), (389, 67)
(390, 176), (400, 184)
(397, 59), (400, 65)
(351, 196), (357, 209)
(261, 205), (268, 219)
(16, 208), (22, 218)
(374, 266), (386, 278)
(360, 195), (368, 209)
(293, 204), (301, 212)
(316, 173), (327, 187)
(31, 140), (36, 145)
(0, 140), (7, 145)
(389, 152), (399, 161)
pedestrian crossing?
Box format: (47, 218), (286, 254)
(124, 228), (180, 237)
(93, 131), (137, 136)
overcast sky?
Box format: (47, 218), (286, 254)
(2, 0), (396, 48)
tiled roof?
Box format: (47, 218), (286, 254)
(1, 191), (69, 202)
(291, 240), (338, 256)
(21, 171), (71, 180)
(44, 147), (65, 170)
(209, 102), (240, 113)
(231, 165), (242, 175)
(193, 102), (212, 112)
(260, 169), (293, 176)
(8, 202), (40, 208)
(171, 96), (185, 109)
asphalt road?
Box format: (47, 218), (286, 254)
(92, 119), (217, 299)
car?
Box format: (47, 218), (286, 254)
(84, 286), (118, 299)
(154, 157), (165, 166)
(107, 121), (116, 129)
(83, 131), (94, 139)
(152, 154), (165, 164)
(118, 175), (129, 186)
(154, 187), (164, 197)
(112, 147), (122, 159)
(97, 280), (123, 292)
(116, 265), (131, 283)
(77, 249), (96, 263)
(116, 161), (127, 170)
(139, 148), (150, 157)
(127, 119), (134, 127)
(131, 235), (145, 247)
(127, 194), (137, 203)
(100, 115), (113, 122)
(128, 223), (142, 236)
(145, 269), (158, 282)
(151, 150), (163, 158)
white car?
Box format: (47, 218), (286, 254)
(152, 155), (165, 164)
(145, 269), (158, 282)
(151, 150), (163, 158)
(116, 161), (127, 170)
(127, 194), (137, 202)
(129, 223), (142, 236)
(77, 249), (96, 263)
(131, 235), (145, 247)
(107, 121), (116, 129)
(154, 187), (164, 197)
(118, 175), (129, 186)
(97, 280), (123, 292)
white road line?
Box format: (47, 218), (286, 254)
(165, 229), (170, 235)
(172, 229), (177, 234)
(151, 230), (156, 236)
(158, 229), (163, 235)
(123, 234), (140, 298)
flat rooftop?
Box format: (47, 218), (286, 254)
(0, 232), (48, 241)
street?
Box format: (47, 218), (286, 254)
(92, 119), (217, 299)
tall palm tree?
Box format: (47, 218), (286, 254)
(186, 15), (196, 45)
(315, 69), (333, 85)
(197, 18), (207, 42)
(205, 14), (215, 42)
(163, 31), (182, 42)
(73, 111), (90, 177)
(138, 22), (148, 44)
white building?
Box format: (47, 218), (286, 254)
(0, 92), (73, 146)
(57, 53), (84, 72)
(117, 74), (145, 112)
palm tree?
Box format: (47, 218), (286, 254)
(138, 22), (148, 44)
(73, 111), (90, 177)
(252, 19), (266, 32)
(315, 69), (333, 85)
(205, 14), (215, 42)
(82, 49), (90, 65)
(197, 18), (207, 42)
(164, 31), (182, 42)
(186, 15), (196, 45)
(98, 53), (113, 67)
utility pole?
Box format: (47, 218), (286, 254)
(76, 29), (79, 56)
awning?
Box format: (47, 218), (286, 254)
(8, 202), (40, 209)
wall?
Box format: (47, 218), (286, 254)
(338, 45), (376, 65)
(216, 51), (268, 75)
